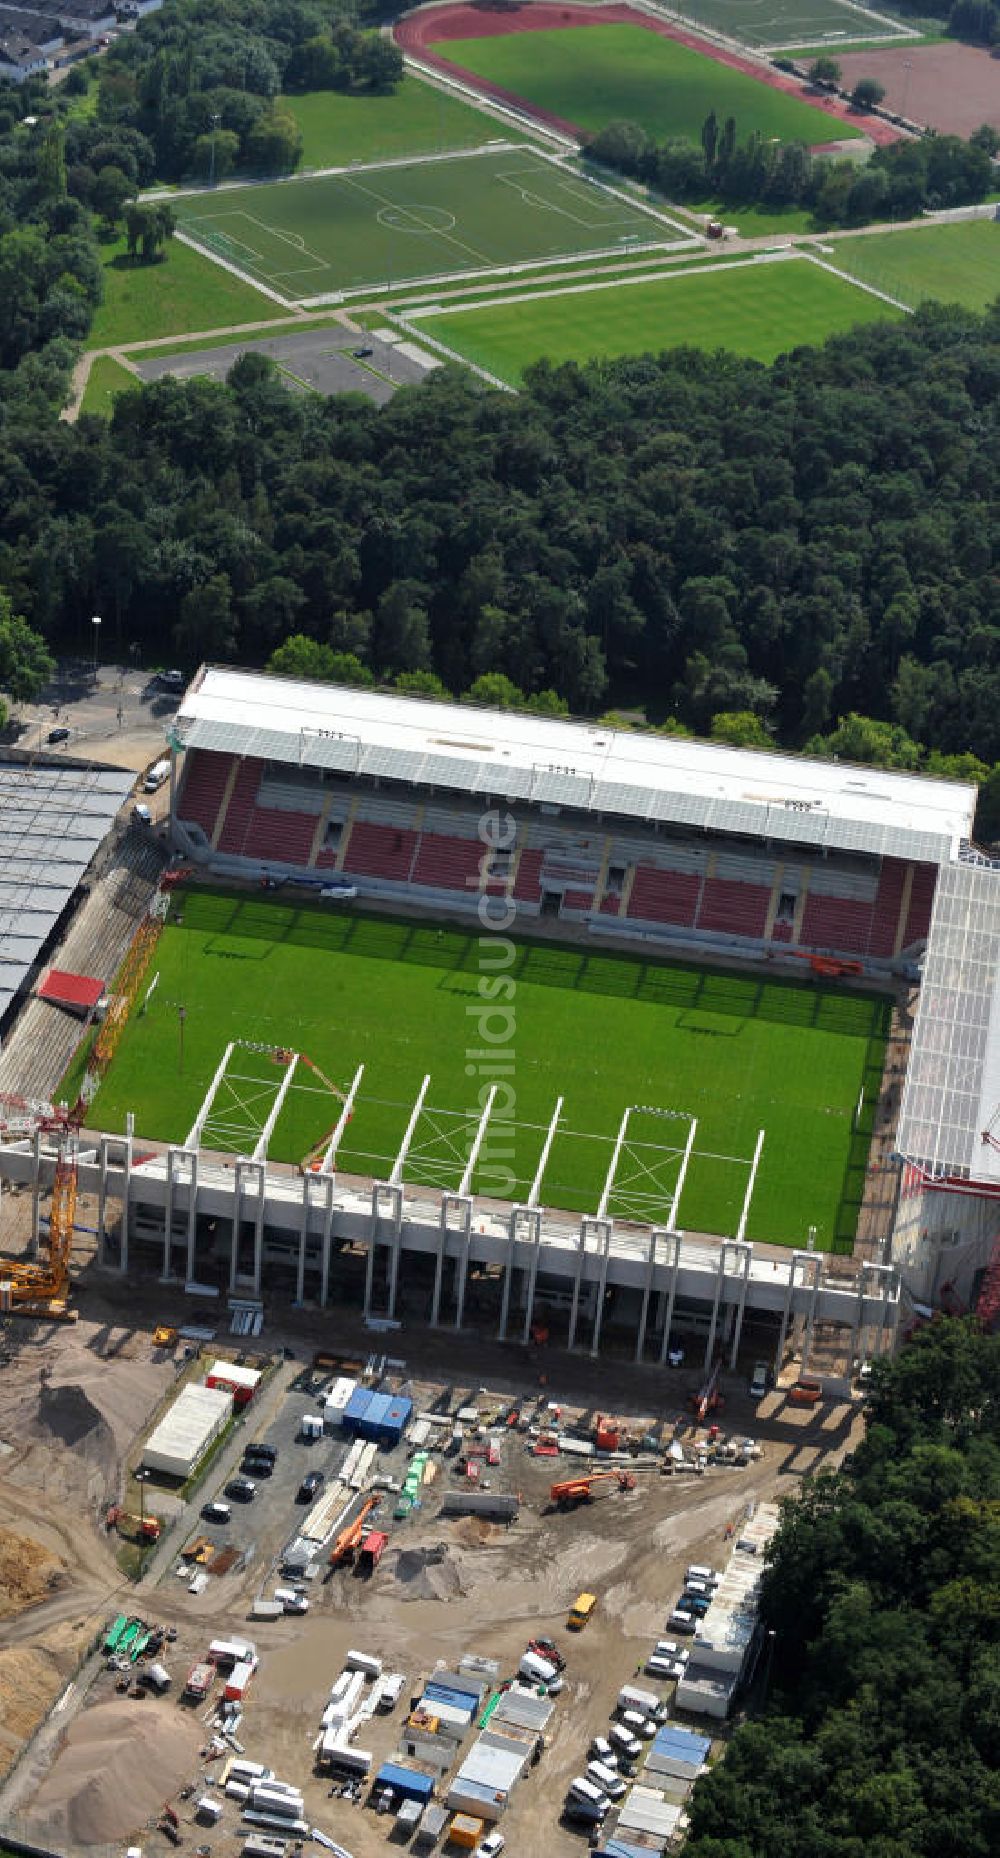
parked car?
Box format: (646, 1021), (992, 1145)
(225, 1476), (256, 1501)
(351, 346), (374, 360)
(589, 1736), (616, 1766)
(528, 1636), (566, 1670)
(47, 726), (70, 743)
(474, 1833), (506, 1858)
(789, 1376), (823, 1406)
(201, 1501), (231, 1524)
(667, 1608), (697, 1634)
(249, 1443), (277, 1462)
(749, 1361), (770, 1399)
(320, 883), (358, 900)
(242, 1455), (273, 1478)
(297, 1470), (324, 1502)
(619, 1709), (657, 1738)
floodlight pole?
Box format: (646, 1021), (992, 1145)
(458, 1085), (496, 1199)
(597, 1105), (632, 1220)
(735, 1128), (766, 1242)
(185, 1039), (234, 1149)
(390, 1073), (430, 1185)
(251, 1052), (299, 1163)
(320, 1063), (365, 1174)
(668, 1115), (698, 1233)
(527, 1097), (563, 1207)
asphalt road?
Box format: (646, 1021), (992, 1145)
(133, 329), (436, 403)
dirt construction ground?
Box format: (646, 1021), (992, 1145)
(837, 42), (1000, 138)
(0, 1271), (864, 1858)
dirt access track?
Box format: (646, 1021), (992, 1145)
(837, 42), (1000, 139)
(396, 0), (899, 148)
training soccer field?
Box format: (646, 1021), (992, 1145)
(409, 255), (901, 382)
(432, 23), (863, 144)
(827, 219), (1000, 312)
(657, 0), (909, 48)
(86, 891), (890, 1250)
(174, 149), (671, 301)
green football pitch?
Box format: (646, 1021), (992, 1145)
(642, 0), (909, 48)
(85, 890), (889, 1250)
(174, 149), (674, 301)
(826, 219), (1000, 312)
(432, 24), (864, 144)
(409, 255), (901, 382)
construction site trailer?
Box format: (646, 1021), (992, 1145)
(142, 1382), (234, 1478)
(375, 1763), (434, 1805)
(210, 1637), (257, 1667)
(205, 1360), (262, 1405)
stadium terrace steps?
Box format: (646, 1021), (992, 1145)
(513, 847), (544, 903)
(342, 819), (420, 881)
(411, 830), (484, 891)
(697, 876), (770, 938)
(902, 864), (936, 947)
(800, 892), (874, 954)
(216, 757), (265, 854)
(244, 803), (316, 864)
(869, 858), (909, 958)
(177, 748), (234, 838)
(628, 864), (699, 927)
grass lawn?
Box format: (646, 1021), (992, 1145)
(652, 0), (910, 47)
(409, 254), (901, 381)
(825, 218), (1000, 311)
(79, 354), (139, 417)
(85, 888), (889, 1249)
(88, 233), (281, 348)
(687, 197), (819, 236)
(175, 149), (673, 300)
(432, 23), (863, 144)
(285, 76), (503, 169)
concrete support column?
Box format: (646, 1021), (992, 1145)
(232, 1161), (265, 1296)
(363, 1194), (377, 1320)
(800, 1253), (823, 1373)
(775, 1251), (806, 1378)
(97, 1137), (110, 1267)
(162, 1148), (177, 1283)
(453, 1198), (476, 1331)
(319, 1174), (336, 1309)
(589, 1218), (615, 1357)
(636, 1226), (661, 1364)
(431, 1194), (472, 1328)
(185, 1150), (198, 1286)
(30, 1128), (41, 1258)
(520, 1213), (544, 1346)
(657, 1231), (684, 1366)
(727, 1242), (753, 1368)
(383, 1184), (404, 1319)
(297, 1176), (312, 1305)
(568, 1217), (608, 1351)
(119, 1134), (132, 1273)
(704, 1244), (729, 1372)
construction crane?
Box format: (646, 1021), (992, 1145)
(265, 1048), (353, 1174)
(688, 1359), (724, 1423)
(550, 1470), (637, 1506)
(0, 1094), (79, 1320)
(329, 1493), (380, 1567)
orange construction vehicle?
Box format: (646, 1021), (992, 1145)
(550, 1470), (637, 1506)
(106, 1504), (161, 1543)
(789, 951), (863, 980)
(0, 1095), (79, 1320)
(329, 1493), (380, 1567)
(688, 1360), (724, 1423)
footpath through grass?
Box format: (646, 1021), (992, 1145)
(85, 888), (889, 1249)
(79, 354), (139, 418)
(88, 233), (280, 348)
(825, 218), (1000, 311)
(410, 255), (901, 382)
(285, 76), (503, 168)
(434, 23), (863, 144)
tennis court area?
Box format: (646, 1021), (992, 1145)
(175, 148), (676, 301)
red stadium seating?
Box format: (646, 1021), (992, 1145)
(243, 804), (316, 865)
(869, 859), (908, 957)
(697, 877), (770, 939)
(178, 748), (233, 837)
(770, 919), (793, 943)
(800, 893), (874, 953)
(561, 889), (595, 911)
(902, 863), (936, 947)
(411, 832), (483, 892)
(628, 864), (699, 927)
(513, 849), (544, 903)
(216, 758), (264, 854)
(341, 819), (420, 883)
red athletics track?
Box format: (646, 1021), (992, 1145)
(394, 2), (900, 150)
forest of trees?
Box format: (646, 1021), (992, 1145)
(684, 1318), (1000, 1858)
(586, 113), (995, 223)
(2, 308), (1000, 819)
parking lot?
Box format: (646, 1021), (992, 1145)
(132, 329), (438, 404)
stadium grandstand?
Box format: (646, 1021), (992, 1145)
(168, 667), (974, 973)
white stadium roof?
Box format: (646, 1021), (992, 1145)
(897, 859), (1000, 1186)
(174, 667), (977, 866)
(0, 760), (134, 1019)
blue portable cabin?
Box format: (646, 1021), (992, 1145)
(374, 1761), (434, 1805)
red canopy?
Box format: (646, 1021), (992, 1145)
(38, 969), (105, 1012)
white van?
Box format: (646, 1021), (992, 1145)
(568, 1778), (610, 1812)
(519, 1650), (558, 1686)
(617, 1683), (662, 1716)
(685, 1564), (719, 1587)
(620, 1709), (657, 1738)
(589, 1736), (616, 1766)
(273, 1588), (309, 1614)
(608, 1724), (642, 1761)
(143, 757), (170, 793)
(586, 1761), (626, 1800)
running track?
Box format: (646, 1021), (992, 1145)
(395, 2), (900, 150)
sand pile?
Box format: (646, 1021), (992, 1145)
(26, 1700), (203, 1847)
(386, 1542), (467, 1603)
(0, 1526), (65, 1619)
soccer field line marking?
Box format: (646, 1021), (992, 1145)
(406, 248), (806, 323)
(339, 169), (494, 269)
(191, 209), (331, 281)
(495, 166), (645, 236)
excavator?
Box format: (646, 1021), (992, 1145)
(550, 1469), (637, 1507)
(329, 1493), (380, 1567)
(0, 1094), (79, 1320)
